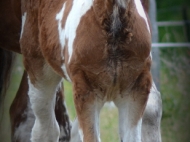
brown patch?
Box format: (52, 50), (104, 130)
(20, 0), (44, 84)
(70, 0), (151, 89)
(69, 0), (152, 133)
(141, 0), (149, 13)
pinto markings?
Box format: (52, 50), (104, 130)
(20, 12), (27, 39)
(134, 0), (150, 33)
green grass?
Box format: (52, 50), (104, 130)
(64, 81), (119, 141)
(0, 54), (23, 142)
(160, 47), (190, 142)
(157, 1), (190, 141)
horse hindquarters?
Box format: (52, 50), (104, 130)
(69, 82), (162, 142)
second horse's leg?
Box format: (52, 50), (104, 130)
(27, 62), (62, 142)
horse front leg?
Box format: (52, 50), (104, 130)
(72, 71), (104, 142)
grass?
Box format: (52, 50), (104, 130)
(158, 13), (190, 142)
(160, 47), (190, 142)
(64, 81), (119, 141)
(0, 54), (23, 142)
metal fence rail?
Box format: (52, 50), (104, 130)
(157, 21), (190, 27)
(152, 43), (190, 48)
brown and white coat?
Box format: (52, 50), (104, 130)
(20, 0), (152, 142)
(0, 0), (162, 142)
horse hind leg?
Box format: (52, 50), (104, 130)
(114, 72), (151, 142)
(72, 71), (104, 142)
(26, 62), (62, 142)
(141, 81), (162, 142)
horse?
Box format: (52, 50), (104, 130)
(0, 0), (71, 141)
(19, 0), (154, 141)
(0, 52), (162, 142)
(70, 82), (162, 142)
(0, 44), (71, 142)
(9, 71), (71, 142)
(0, 0), (162, 141)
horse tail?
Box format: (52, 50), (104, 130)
(93, 0), (133, 84)
(0, 48), (14, 107)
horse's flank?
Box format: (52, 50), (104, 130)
(20, 0), (152, 141)
(0, 0), (162, 142)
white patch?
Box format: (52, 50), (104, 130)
(13, 101), (35, 142)
(27, 65), (62, 142)
(59, 127), (67, 141)
(104, 102), (115, 109)
(114, 96), (142, 142)
(70, 119), (81, 142)
(142, 81), (162, 142)
(56, 3), (71, 81)
(56, 3), (66, 56)
(134, 0), (150, 33)
(150, 52), (152, 60)
(117, 0), (126, 8)
(20, 12), (27, 39)
(79, 128), (84, 142)
(56, 0), (93, 64)
(59, 100), (71, 140)
(148, 82), (159, 106)
(145, 81), (162, 120)
(61, 64), (71, 82)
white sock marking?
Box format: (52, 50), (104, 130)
(78, 128), (84, 142)
(14, 101), (35, 142)
(115, 96), (143, 142)
(27, 65), (62, 142)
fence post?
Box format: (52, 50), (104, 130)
(149, 0), (160, 90)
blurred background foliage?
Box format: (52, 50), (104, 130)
(157, 0), (190, 141)
(0, 0), (190, 142)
